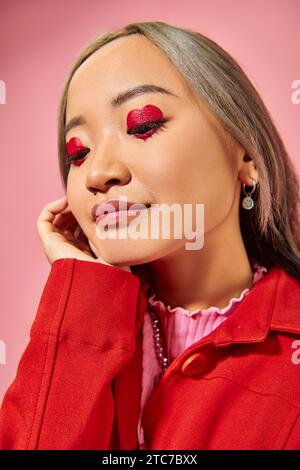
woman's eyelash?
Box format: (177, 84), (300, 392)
(65, 120), (168, 166)
(65, 149), (89, 167)
(127, 119), (167, 136)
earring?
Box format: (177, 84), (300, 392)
(242, 177), (257, 210)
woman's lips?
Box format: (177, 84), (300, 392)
(96, 207), (148, 227)
(92, 200), (149, 220)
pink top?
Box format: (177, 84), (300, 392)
(137, 260), (268, 447)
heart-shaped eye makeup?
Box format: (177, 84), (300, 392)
(127, 104), (163, 129)
(66, 137), (85, 157)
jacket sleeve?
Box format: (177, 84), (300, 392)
(0, 258), (146, 450)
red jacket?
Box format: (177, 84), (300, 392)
(0, 258), (300, 450)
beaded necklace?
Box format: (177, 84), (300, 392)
(146, 261), (267, 378)
(148, 301), (170, 378)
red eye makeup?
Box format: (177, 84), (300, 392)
(66, 136), (86, 156)
(127, 104), (167, 141)
(65, 104), (168, 167)
(127, 104), (163, 128)
(65, 137), (89, 167)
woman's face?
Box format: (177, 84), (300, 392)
(65, 35), (246, 267)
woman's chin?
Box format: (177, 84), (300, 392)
(93, 237), (185, 267)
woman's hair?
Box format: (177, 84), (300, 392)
(57, 21), (300, 280)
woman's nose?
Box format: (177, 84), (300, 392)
(85, 152), (132, 195)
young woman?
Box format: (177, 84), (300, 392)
(0, 21), (300, 450)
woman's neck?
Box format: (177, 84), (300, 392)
(146, 215), (254, 311)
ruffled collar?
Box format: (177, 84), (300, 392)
(147, 261), (268, 318)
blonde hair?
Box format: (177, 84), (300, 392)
(57, 21), (300, 280)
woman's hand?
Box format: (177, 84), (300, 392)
(36, 195), (131, 272)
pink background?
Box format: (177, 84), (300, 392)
(0, 0), (299, 402)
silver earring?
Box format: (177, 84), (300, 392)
(242, 177), (257, 210)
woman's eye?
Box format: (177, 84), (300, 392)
(127, 120), (167, 139)
(65, 148), (89, 167)
(65, 120), (168, 166)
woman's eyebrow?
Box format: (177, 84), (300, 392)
(111, 84), (179, 106)
(64, 84), (179, 137)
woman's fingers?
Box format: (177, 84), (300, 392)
(36, 195), (131, 270)
(36, 196), (68, 239)
(53, 209), (79, 233)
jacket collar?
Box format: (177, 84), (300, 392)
(134, 264), (300, 348)
(212, 265), (300, 347)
